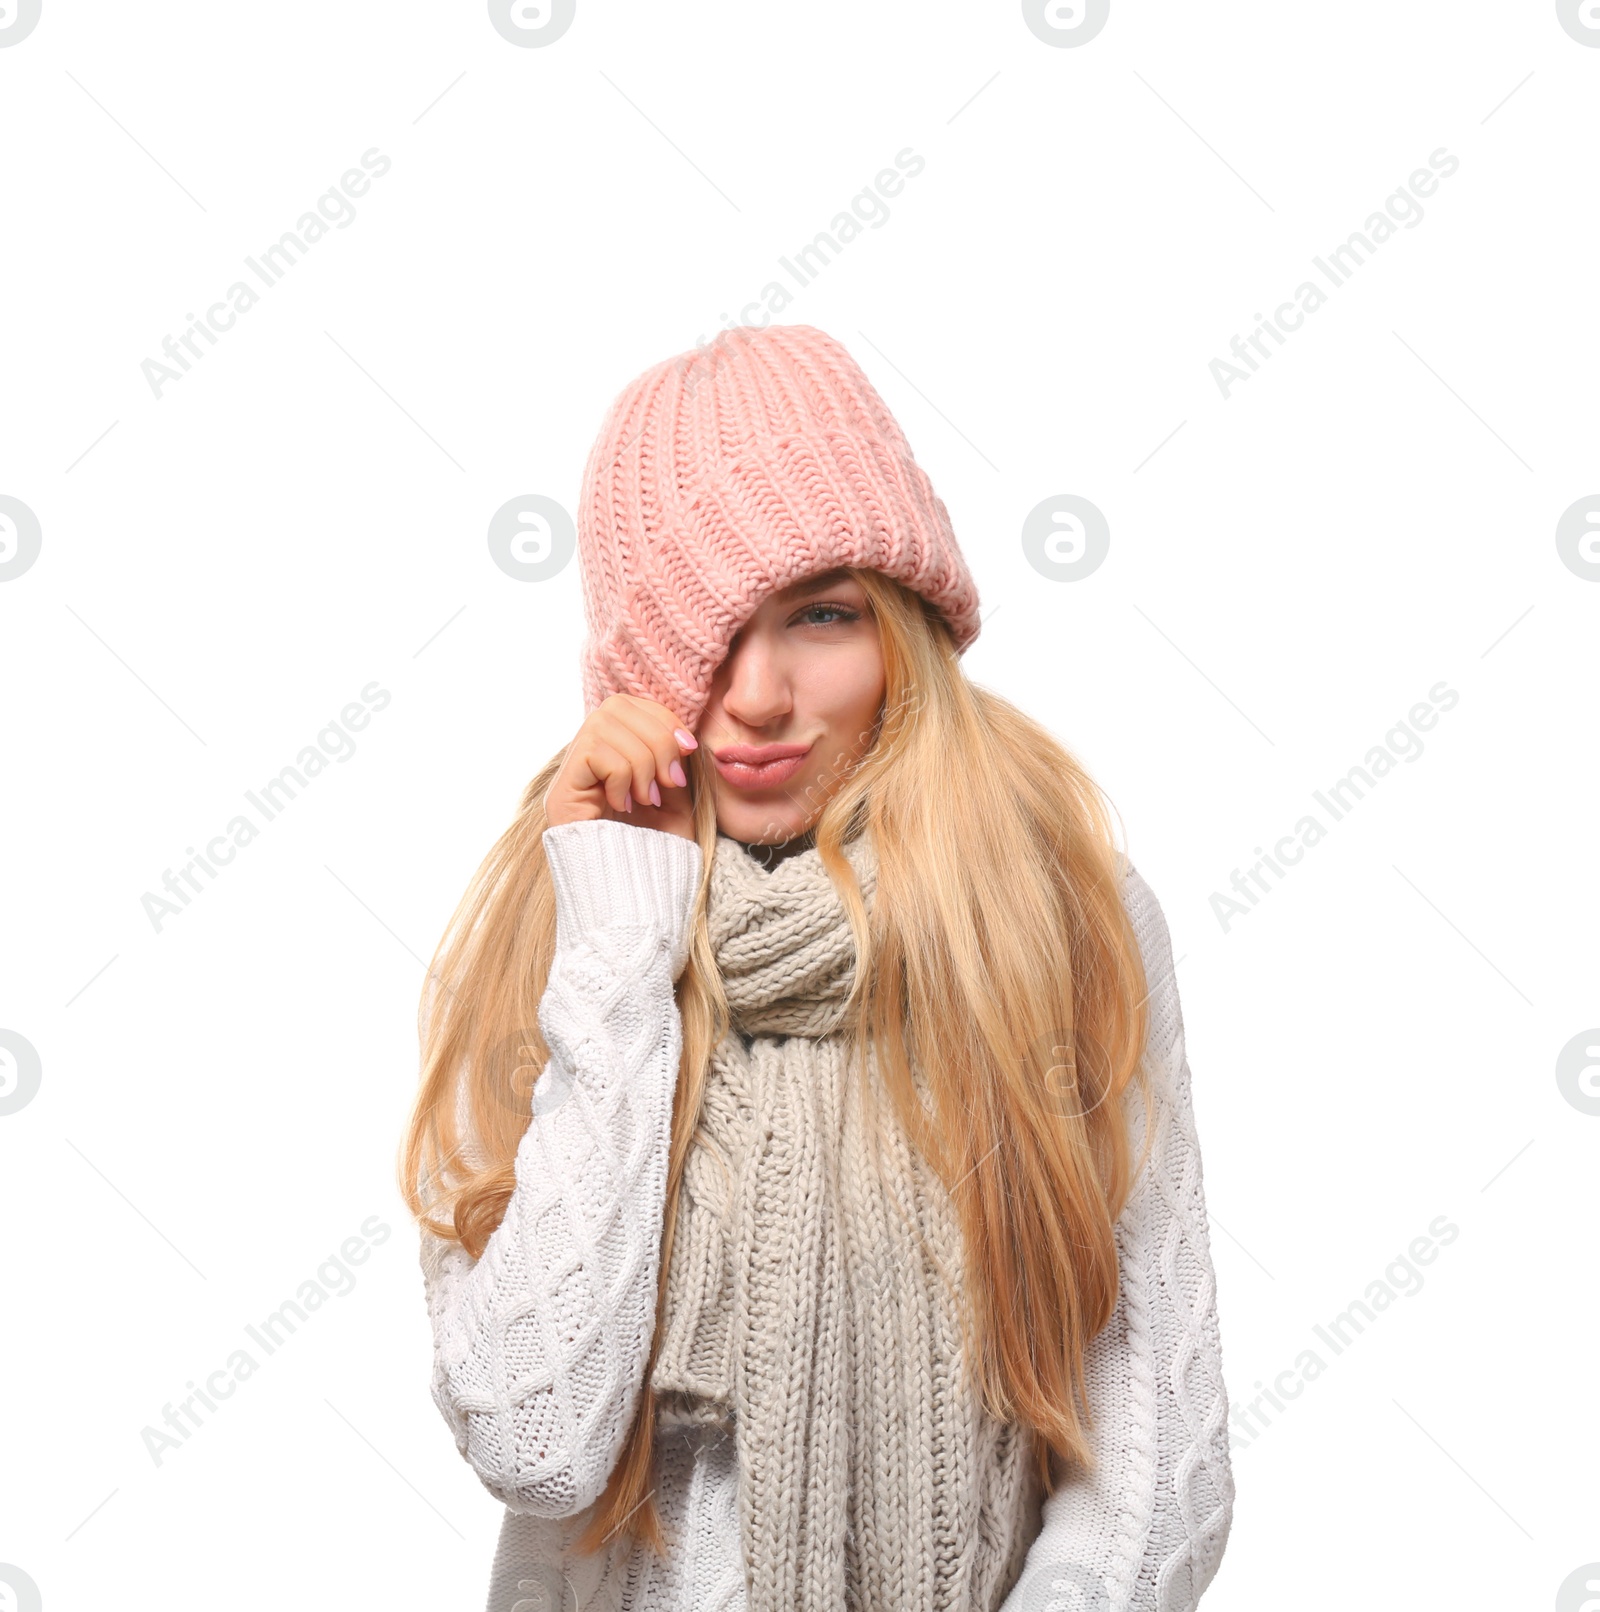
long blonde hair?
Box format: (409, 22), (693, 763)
(397, 567), (1155, 1559)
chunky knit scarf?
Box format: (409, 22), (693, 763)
(649, 827), (1045, 1612)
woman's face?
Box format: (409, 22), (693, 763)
(696, 567), (886, 845)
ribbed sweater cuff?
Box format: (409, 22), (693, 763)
(541, 818), (703, 969)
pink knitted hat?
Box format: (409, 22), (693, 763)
(575, 323), (982, 732)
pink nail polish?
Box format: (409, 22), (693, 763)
(668, 760), (687, 788)
(648, 780), (661, 807)
(622, 790), (633, 812)
(673, 727), (699, 751)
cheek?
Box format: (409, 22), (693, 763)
(795, 645), (885, 755)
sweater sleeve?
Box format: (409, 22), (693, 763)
(418, 817), (703, 1518)
(1002, 863), (1235, 1612)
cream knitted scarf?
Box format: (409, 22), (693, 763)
(650, 826), (1045, 1612)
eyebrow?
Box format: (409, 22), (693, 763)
(777, 567), (853, 601)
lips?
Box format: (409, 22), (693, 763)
(711, 742), (813, 791)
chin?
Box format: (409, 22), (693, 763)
(713, 795), (815, 845)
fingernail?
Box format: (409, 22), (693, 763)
(668, 760), (687, 788)
(673, 727), (699, 751)
(622, 790), (633, 813)
(648, 780), (661, 807)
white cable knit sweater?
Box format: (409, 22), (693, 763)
(419, 818), (1235, 1612)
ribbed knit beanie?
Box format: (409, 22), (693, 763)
(575, 323), (983, 732)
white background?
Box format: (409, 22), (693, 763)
(2, 2), (1596, 1608)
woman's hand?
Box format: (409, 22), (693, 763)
(544, 695), (699, 842)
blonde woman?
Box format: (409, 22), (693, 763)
(400, 325), (1235, 1611)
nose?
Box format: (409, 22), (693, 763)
(717, 626), (792, 729)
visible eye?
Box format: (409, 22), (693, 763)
(793, 601), (862, 627)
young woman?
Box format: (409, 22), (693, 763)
(400, 324), (1235, 1611)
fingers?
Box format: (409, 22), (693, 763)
(601, 697), (698, 803)
(620, 724), (670, 808)
(561, 696), (699, 823)
(583, 739), (639, 814)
